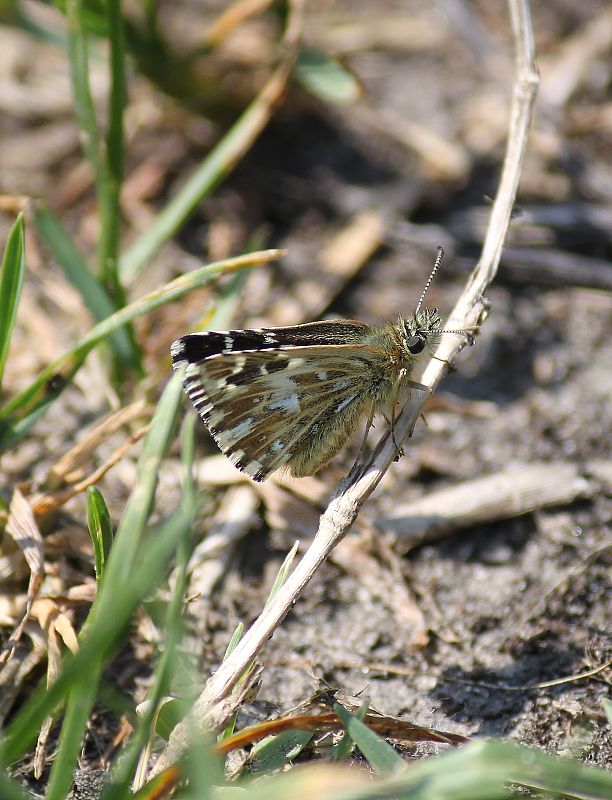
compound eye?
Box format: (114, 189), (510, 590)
(406, 334), (426, 354)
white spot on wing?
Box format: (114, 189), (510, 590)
(231, 358), (248, 375)
(268, 393), (300, 415)
(264, 332), (277, 344)
(333, 378), (350, 390)
(222, 417), (254, 442)
(224, 335), (234, 350)
(335, 393), (357, 413)
(208, 411), (225, 428)
(235, 417), (254, 433)
(269, 374), (298, 391)
(317, 370), (328, 380)
(271, 439), (284, 452)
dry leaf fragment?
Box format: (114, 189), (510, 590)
(1, 488), (45, 667)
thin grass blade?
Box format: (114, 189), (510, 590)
(97, 0), (126, 299)
(33, 206), (140, 368)
(0, 214), (25, 389)
(0, 769), (31, 800)
(103, 453), (196, 798)
(248, 730), (314, 775)
(45, 671), (100, 800)
(333, 702), (405, 775)
(87, 485), (113, 583)
(331, 698), (369, 762)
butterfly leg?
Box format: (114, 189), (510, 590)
(431, 330), (476, 367)
(348, 402), (376, 477)
(388, 401), (402, 460)
(388, 379), (432, 459)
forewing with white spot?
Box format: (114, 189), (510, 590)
(173, 344), (385, 481)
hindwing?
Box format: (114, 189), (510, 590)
(171, 341), (385, 481)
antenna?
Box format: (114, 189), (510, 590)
(415, 246), (444, 314)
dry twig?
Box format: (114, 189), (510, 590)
(377, 461), (593, 551)
(150, 0), (539, 775)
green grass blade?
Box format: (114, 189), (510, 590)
(264, 541), (299, 609)
(225, 738), (612, 800)
(294, 48), (362, 106)
(333, 703), (405, 775)
(380, 740), (612, 800)
(98, 0), (125, 299)
(7, 3), (69, 47)
(223, 623), (244, 661)
(331, 698), (369, 762)
(66, 0), (103, 179)
(120, 113), (255, 281)
(104, 590), (190, 794)
(0, 769), (31, 800)
(180, 737), (226, 800)
(248, 730), (314, 775)
(0, 506), (193, 768)
(0, 380), (191, 765)
(180, 409), (197, 509)
(0, 249), (281, 449)
(0, 368), (87, 451)
(66, 0), (127, 302)
(87, 485), (113, 582)
(130, 771), (179, 800)
(218, 621), (245, 741)
(33, 206), (140, 367)
(103, 456), (196, 798)
(45, 671), (100, 800)
(153, 697), (191, 743)
(100, 373), (182, 581)
(0, 214), (25, 389)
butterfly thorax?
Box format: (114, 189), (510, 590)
(343, 307), (440, 415)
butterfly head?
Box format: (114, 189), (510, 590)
(400, 307), (442, 356)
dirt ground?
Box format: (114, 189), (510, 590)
(1, 0), (611, 784)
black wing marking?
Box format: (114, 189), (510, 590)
(171, 320), (369, 366)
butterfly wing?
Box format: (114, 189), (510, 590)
(171, 329), (386, 481)
(172, 320), (369, 362)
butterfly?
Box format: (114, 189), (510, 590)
(171, 248), (469, 482)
